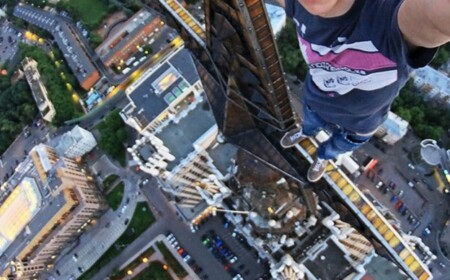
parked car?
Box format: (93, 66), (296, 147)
(422, 226), (431, 237)
(376, 181), (383, 189)
(389, 181), (396, 190)
(395, 200), (404, 210)
(390, 194), (398, 203)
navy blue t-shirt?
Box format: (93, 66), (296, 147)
(285, 0), (436, 134)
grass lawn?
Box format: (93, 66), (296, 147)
(106, 182), (124, 210)
(79, 202), (155, 280)
(109, 247), (156, 280)
(156, 242), (188, 278)
(103, 174), (119, 190)
(133, 261), (173, 280)
(65, 0), (108, 29)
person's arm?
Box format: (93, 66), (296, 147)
(398, 0), (450, 49)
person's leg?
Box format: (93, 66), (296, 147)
(317, 129), (373, 160)
(308, 129), (373, 182)
(280, 102), (326, 148)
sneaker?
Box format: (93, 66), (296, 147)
(307, 156), (329, 182)
(280, 126), (306, 148)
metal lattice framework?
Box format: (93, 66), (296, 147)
(204, 0), (296, 134)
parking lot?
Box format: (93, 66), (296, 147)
(165, 213), (269, 280)
(0, 22), (21, 66)
(194, 214), (269, 280)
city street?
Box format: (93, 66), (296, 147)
(86, 176), (268, 280)
(48, 155), (142, 280)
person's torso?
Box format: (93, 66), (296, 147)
(287, 0), (412, 133)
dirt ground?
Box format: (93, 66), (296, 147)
(94, 11), (128, 40)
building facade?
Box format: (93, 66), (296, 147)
(55, 125), (97, 159)
(1, 144), (106, 279)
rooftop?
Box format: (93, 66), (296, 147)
(158, 96), (216, 170)
(302, 237), (356, 280)
(21, 57), (52, 112)
(96, 8), (159, 61)
(14, 5), (99, 89)
(364, 255), (409, 280)
(0, 177), (42, 256)
(127, 47), (200, 127)
(0, 190), (67, 269)
(413, 66), (450, 95)
(55, 125), (95, 156)
(207, 143), (238, 175)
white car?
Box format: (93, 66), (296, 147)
(182, 255), (191, 262)
(229, 256), (238, 264)
(190, 224), (198, 233)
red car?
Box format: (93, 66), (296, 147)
(395, 200), (403, 210)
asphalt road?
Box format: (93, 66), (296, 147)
(89, 176), (269, 280)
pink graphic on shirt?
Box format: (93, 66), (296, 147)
(298, 36), (398, 94)
(299, 37), (396, 72)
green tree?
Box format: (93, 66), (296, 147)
(97, 111), (128, 165)
(276, 19), (308, 79)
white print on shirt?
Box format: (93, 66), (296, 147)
(298, 36), (398, 95)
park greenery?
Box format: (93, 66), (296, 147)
(102, 174), (120, 190)
(392, 81), (450, 144)
(79, 202), (155, 280)
(109, 247), (159, 280)
(133, 261), (173, 280)
(19, 43), (83, 125)
(276, 18), (308, 80)
(0, 75), (37, 154)
(106, 181), (124, 210)
(430, 43), (450, 70)
(97, 110), (128, 166)
(156, 242), (188, 278)
(55, 0), (143, 29)
(55, 0), (110, 30)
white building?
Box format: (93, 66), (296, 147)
(412, 66), (450, 107)
(374, 111), (409, 145)
(266, 3), (286, 36)
(55, 125), (97, 159)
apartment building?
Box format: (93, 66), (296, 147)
(1, 144), (106, 279)
(21, 57), (56, 123)
(55, 125), (97, 159)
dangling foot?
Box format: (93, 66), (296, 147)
(280, 126), (306, 148)
(307, 155), (329, 182)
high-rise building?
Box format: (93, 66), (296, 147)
(0, 144), (107, 279)
(55, 125), (97, 159)
(124, 2), (435, 279)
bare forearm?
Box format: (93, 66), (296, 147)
(399, 0), (450, 48)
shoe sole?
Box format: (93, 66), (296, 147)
(307, 172), (324, 183)
(280, 136), (306, 149)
